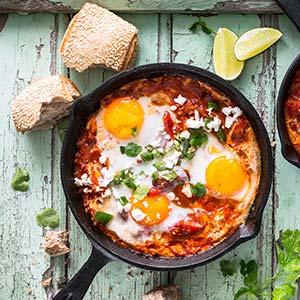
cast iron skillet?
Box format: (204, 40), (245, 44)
(55, 63), (273, 300)
(277, 54), (300, 168)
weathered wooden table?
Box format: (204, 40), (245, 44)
(1, 1), (300, 299)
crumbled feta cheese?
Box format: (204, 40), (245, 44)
(99, 151), (109, 164)
(142, 201), (149, 208)
(185, 110), (205, 129)
(167, 192), (176, 201)
(123, 203), (132, 213)
(174, 94), (187, 105)
(179, 130), (190, 139)
(206, 116), (222, 132)
(163, 150), (181, 169)
(131, 208), (146, 221)
(207, 107), (213, 115)
(222, 106), (243, 129)
(111, 187), (121, 199)
(170, 105), (177, 111)
(95, 186), (101, 192)
(98, 167), (114, 187)
(181, 184), (192, 198)
(74, 173), (92, 186)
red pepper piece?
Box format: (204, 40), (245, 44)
(148, 186), (161, 197)
(163, 111), (174, 139)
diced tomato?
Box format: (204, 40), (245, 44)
(163, 111), (174, 139)
(148, 186), (161, 197)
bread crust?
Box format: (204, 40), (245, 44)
(60, 3), (138, 72)
(11, 75), (80, 132)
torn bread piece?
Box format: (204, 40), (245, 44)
(60, 2), (138, 72)
(44, 230), (70, 257)
(12, 75), (80, 132)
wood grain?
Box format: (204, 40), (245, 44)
(0, 0), (282, 13)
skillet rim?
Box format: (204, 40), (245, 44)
(61, 63), (273, 270)
(277, 53), (300, 168)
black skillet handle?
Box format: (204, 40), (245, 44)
(275, 0), (300, 31)
(53, 247), (111, 300)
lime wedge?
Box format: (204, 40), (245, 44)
(213, 28), (244, 81)
(234, 28), (282, 61)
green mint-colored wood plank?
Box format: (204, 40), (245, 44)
(171, 14), (275, 299)
(275, 16), (300, 233)
(0, 13), (57, 300)
(0, 0), (282, 13)
(67, 14), (170, 300)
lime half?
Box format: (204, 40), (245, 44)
(234, 27), (282, 61)
(213, 28), (244, 81)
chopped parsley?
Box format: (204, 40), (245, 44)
(36, 208), (59, 229)
(119, 196), (129, 206)
(95, 211), (113, 225)
(120, 142), (142, 157)
(216, 128), (226, 143)
(190, 182), (206, 198)
(208, 101), (220, 111)
(11, 167), (30, 192)
(112, 169), (137, 190)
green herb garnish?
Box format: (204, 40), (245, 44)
(133, 185), (149, 201)
(208, 101), (220, 111)
(95, 211), (113, 225)
(220, 229), (300, 300)
(112, 169), (136, 190)
(216, 128), (226, 143)
(152, 171), (159, 181)
(189, 17), (216, 35)
(36, 208), (59, 229)
(189, 129), (208, 146)
(141, 151), (154, 162)
(11, 167), (30, 192)
(204, 117), (213, 130)
(153, 161), (167, 171)
(120, 143), (142, 157)
(131, 127), (137, 137)
(161, 171), (178, 181)
(119, 196), (129, 206)
(190, 183), (206, 198)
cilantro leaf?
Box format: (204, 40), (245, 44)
(208, 101), (220, 111)
(220, 260), (238, 277)
(120, 143), (142, 157)
(133, 185), (149, 201)
(189, 129), (208, 147)
(36, 208), (59, 229)
(190, 183), (206, 198)
(11, 167), (30, 192)
(189, 17), (216, 35)
(141, 151), (154, 162)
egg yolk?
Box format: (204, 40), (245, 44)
(103, 97), (144, 139)
(130, 194), (169, 226)
(205, 156), (247, 197)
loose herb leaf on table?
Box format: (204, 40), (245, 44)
(36, 208), (60, 229)
(11, 167), (30, 192)
(189, 17), (216, 35)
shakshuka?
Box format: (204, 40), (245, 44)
(73, 75), (261, 257)
(284, 69), (300, 155)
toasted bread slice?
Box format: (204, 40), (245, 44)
(60, 3), (138, 72)
(12, 75), (80, 132)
